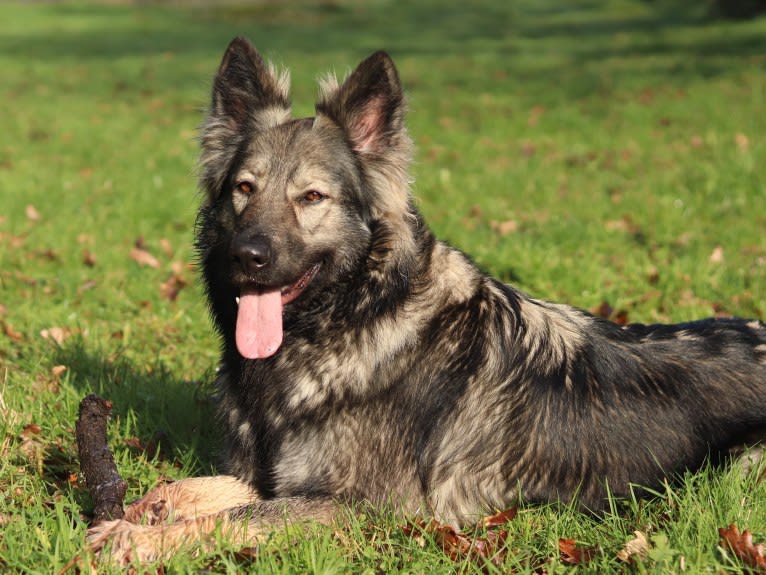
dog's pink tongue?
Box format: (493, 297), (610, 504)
(236, 289), (283, 359)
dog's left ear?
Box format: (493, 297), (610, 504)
(316, 51), (406, 155)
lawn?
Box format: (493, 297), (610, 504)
(1, 0), (765, 572)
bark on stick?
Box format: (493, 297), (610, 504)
(75, 394), (127, 523)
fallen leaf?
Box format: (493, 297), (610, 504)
(617, 530), (649, 563)
(528, 105), (545, 127)
(25, 204), (40, 221)
(82, 249), (96, 267)
(521, 141), (537, 157)
(613, 310), (629, 325)
(77, 279), (98, 294)
(125, 430), (170, 461)
(130, 247), (160, 269)
(719, 524), (766, 573)
(402, 510), (515, 568)
(709, 245), (724, 263)
(481, 508), (518, 528)
(33, 248), (58, 261)
(22, 423), (42, 437)
(736, 133), (750, 152)
(231, 546), (259, 562)
(170, 260), (185, 275)
(3, 322), (23, 342)
(160, 273), (187, 302)
(646, 265), (660, 285)
(590, 301), (628, 325)
(605, 214), (641, 234)
(559, 538), (597, 566)
(591, 301), (614, 319)
(51, 365), (67, 378)
(159, 238), (173, 258)
(40, 326), (77, 345)
(490, 219), (519, 236)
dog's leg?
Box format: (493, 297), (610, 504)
(122, 475), (257, 525)
(89, 496), (339, 565)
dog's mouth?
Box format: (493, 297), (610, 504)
(235, 264), (321, 360)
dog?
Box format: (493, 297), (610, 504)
(88, 37), (766, 563)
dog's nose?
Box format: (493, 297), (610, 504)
(231, 235), (272, 274)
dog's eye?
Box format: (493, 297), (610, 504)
(235, 181), (254, 195)
(302, 190), (325, 204)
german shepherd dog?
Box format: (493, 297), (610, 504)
(89, 37), (766, 563)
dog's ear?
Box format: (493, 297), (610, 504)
(200, 38), (290, 200)
(210, 37), (291, 129)
(315, 51), (406, 155)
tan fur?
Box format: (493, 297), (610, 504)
(88, 476), (257, 563)
(87, 476), (341, 564)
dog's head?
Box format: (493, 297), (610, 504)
(198, 38), (414, 359)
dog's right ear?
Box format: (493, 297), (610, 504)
(200, 38), (291, 200)
(210, 37), (291, 130)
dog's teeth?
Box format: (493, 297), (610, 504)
(236, 296), (240, 305)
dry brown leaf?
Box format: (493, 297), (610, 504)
(40, 326), (77, 345)
(402, 509), (515, 568)
(3, 321), (23, 342)
(591, 301), (614, 319)
(617, 530), (649, 563)
(709, 245), (724, 264)
(22, 423), (42, 437)
(77, 279), (97, 294)
(521, 141), (537, 157)
(170, 260), (185, 275)
(719, 524), (766, 573)
(528, 105), (545, 127)
(481, 507), (517, 528)
(736, 133), (750, 152)
(159, 238), (174, 258)
(25, 204), (40, 221)
(130, 247), (160, 269)
(160, 273), (187, 302)
(590, 301), (629, 325)
(490, 219), (519, 236)
(82, 249), (96, 267)
(559, 538), (597, 566)
(51, 365), (67, 378)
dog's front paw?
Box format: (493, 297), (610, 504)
(87, 519), (168, 565)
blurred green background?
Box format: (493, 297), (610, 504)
(1, 1), (765, 572)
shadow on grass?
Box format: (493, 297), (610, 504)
(1, 0), (763, 92)
(54, 339), (222, 477)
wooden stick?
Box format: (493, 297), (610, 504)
(75, 394), (127, 523)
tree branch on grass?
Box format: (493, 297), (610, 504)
(75, 394), (127, 523)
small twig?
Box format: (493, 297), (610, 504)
(75, 394), (127, 523)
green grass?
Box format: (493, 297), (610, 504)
(1, 0), (766, 572)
